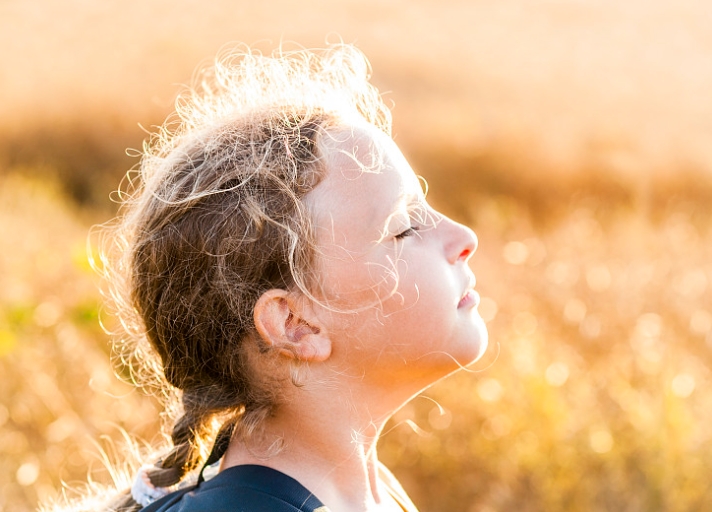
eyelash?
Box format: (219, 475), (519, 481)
(395, 226), (420, 239)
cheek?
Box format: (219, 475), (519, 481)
(315, 246), (404, 310)
(382, 249), (452, 310)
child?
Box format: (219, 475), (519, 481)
(80, 44), (487, 512)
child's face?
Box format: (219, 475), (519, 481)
(306, 124), (488, 389)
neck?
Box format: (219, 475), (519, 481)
(221, 378), (414, 511)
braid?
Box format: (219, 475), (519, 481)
(108, 390), (242, 511)
(109, 494), (141, 512)
(146, 390), (240, 487)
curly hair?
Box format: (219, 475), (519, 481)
(93, 44), (392, 511)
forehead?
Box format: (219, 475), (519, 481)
(306, 124), (421, 246)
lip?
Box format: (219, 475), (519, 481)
(458, 289), (481, 309)
(458, 276), (480, 309)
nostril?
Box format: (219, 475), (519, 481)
(461, 229), (477, 261)
(444, 219), (478, 263)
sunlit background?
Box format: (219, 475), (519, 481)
(2, 1), (712, 511)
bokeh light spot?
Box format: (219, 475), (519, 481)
(46, 415), (79, 443)
(482, 414), (512, 440)
(523, 237), (547, 266)
(503, 241), (529, 265)
(477, 378), (503, 402)
(690, 310), (712, 336)
(671, 374), (695, 398)
(545, 362), (570, 387)
(428, 407), (453, 430)
(33, 300), (63, 327)
(478, 297), (498, 323)
(634, 313), (663, 340)
(674, 269), (707, 298)
(546, 261), (579, 287)
(512, 311), (538, 336)
(590, 429), (614, 454)
(16, 461), (39, 486)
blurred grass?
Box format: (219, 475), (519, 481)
(0, 174), (162, 510)
(2, 0), (712, 511)
(3, 145), (711, 512)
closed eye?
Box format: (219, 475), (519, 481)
(395, 226), (420, 239)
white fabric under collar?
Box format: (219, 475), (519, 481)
(130, 465), (171, 507)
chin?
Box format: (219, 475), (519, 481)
(473, 326), (489, 363)
(461, 318), (489, 367)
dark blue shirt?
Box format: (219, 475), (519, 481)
(141, 465), (328, 512)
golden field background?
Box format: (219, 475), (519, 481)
(1, 1), (712, 511)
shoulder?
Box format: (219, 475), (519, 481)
(142, 465), (327, 512)
(377, 462), (420, 512)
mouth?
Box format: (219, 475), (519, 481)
(458, 277), (480, 309)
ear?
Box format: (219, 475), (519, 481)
(253, 289), (331, 362)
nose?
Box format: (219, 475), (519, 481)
(443, 217), (478, 265)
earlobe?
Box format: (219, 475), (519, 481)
(253, 289), (331, 363)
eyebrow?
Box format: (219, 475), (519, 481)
(383, 194), (419, 223)
(404, 193), (428, 213)
(404, 192), (420, 203)
(399, 192), (423, 207)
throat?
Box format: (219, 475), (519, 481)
(220, 410), (403, 511)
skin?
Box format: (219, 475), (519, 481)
(222, 123), (488, 512)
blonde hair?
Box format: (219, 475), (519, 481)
(58, 44), (392, 512)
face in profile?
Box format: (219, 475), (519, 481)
(305, 123), (488, 391)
